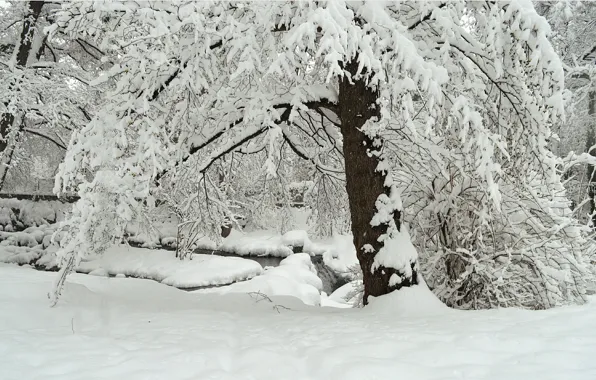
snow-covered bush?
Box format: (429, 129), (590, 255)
(393, 120), (596, 309)
(0, 198), (69, 231)
(535, 2), (596, 221)
(405, 165), (595, 309)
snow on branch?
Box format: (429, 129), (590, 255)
(156, 92), (340, 185)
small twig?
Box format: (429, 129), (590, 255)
(248, 290), (272, 303)
(272, 304), (291, 313)
(247, 291), (292, 313)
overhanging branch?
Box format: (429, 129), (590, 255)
(407, 3), (446, 31)
(280, 124), (345, 179)
(155, 106), (292, 185)
(155, 98), (339, 185)
(148, 40), (224, 102)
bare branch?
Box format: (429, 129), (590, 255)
(24, 128), (67, 150)
(74, 39), (101, 61)
(75, 38), (106, 57)
(155, 98), (338, 185)
(407, 3), (446, 31)
(148, 40), (223, 102)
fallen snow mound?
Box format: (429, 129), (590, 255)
(198, 253), (323, 306)
(328, 280), (361, 306)
(366, 279), (449, 317)
(78, 246), (263, 289)
(315, 234), (359, 274)
(217, 229), (295, 257)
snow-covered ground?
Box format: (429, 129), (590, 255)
(0, 201), (359, 296)
(2, 264), (595, 380)
(0, 234), (348, 305)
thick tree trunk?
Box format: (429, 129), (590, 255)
(338, 59), (418, 305)
(0, 1), (45, 189)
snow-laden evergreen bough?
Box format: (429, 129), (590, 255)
(49, 0), (594, 308)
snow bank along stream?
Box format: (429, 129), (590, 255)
(0, 198), (356, 306)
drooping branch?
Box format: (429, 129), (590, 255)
(197, 120), (279, 176)
(43, 39), (57, 62)
(407, 3), (446, 31)
(74, 38), (101, 60)
(155, 106), (288, 185)
(148, 40), (223, 102)
(24, 128), (67, 150)
(155, 99), (339, 185)
(449, 42), (525, 126)
(583, 44), (596, 62)
(75, 38), (105, 57)
(154, 116), (246, 185)
(280, 123), (345, 181)
(77, 106), (92, 122)
(144, 28), (343, 105)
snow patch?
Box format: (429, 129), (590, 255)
(371, 227), (417, 278)
(197, 253), (323, 306)
(328, 281), (361, 306)
(218, 229), (294, 257)
(78, 246), (263, 289)
(366, 280), (449, 317)
(88, 268), (109, 277)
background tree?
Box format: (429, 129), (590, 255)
(0, 1), (102, 192)
(535, 1), (596, 222)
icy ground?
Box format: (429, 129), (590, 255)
(2, 264), (596, 380)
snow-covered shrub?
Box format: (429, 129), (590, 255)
(342, 264), (364, 308)
(399, 147), (596, 309)
(535, 2), (596, 222)
(0, 198), (69, 231)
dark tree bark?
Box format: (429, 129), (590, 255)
(0, 1), (45, 188)
(338, 58), (418, 305)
